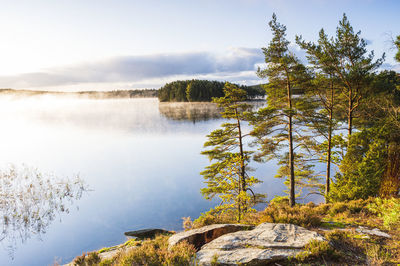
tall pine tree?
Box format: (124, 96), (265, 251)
(254, 14), (311, 207)
(299, 14), (384, 138)
(296, 32), (343, 202)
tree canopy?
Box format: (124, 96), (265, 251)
(199, 14), (400, 216)
(158, 80), (265, 102)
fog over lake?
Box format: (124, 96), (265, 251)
(0, 96), (288, 265)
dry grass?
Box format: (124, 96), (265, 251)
(83, 235), (196, 266)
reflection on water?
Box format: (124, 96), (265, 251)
(0, 96), (282, 265)
(158, 100), (266, 122)
(159, 102), (222, 122)
(0, 165), (87, 257)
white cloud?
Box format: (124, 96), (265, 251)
(0, 47), (265, 91)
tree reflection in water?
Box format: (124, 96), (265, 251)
(0, 165), (87, 257)
(158, 102), (222, 122)
(158, 101), (266, 122)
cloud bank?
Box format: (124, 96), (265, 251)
(0, 48), (265, 91)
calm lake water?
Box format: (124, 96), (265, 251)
(0, 96), (288, 265)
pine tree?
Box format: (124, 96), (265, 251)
(299, 14), (383, 138)
(395, 35), (400, 63)
(296, 33), (343, 202)
(254, 14), (311, 207)
(201, 82), (265, 221)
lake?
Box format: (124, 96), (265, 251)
(0, 96), (287, 265)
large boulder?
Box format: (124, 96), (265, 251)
(196, 223), (325, 265)
(168, 224), (254, 250)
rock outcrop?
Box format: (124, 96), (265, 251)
(124, 228), (173, 239)
(196, 223), (325, 265)
(168, 224), (254, 250)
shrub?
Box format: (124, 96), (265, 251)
(73, 253), (86, 266)
(113, 235), (196, 266)
(182, 216), (193, 231)
(295, 240), (337, 262)
(85, 252), (101, 265)
(367, 197), (400, 230)
(328, 202), (348, 216)
(73, 252), (100, 266)
(192, 209), (236, 228)
(258, 202), (322, 228)
(365, 243), (392, 265)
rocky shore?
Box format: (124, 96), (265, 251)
(68, 221), (393, 265)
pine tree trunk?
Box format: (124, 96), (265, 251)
(237, 199), (241, 222)
(325, 81), (334, 203)
(286, 76), (296, 207)
(235, 108), (246, 213)
(325, 120), (332, 203)
(348, 89), (353, 137)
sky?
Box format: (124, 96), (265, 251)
(0, 0), (399, 91)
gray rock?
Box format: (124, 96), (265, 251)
(356, 226), (391, 238)
(319, 225), (391, 239)
(168, 224), (254, 250)
(197, 248), (300, 265)
(197, 223), (325, 265)
(124, 228), (173, 239)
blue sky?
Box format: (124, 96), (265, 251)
(0, 0), (398, 91)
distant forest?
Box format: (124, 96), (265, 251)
(158, 80), (265, 102)
(0, 88), (158, 98)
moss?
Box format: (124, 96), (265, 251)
(320, 220), (347, 229)
(210, 254), (221, 266)
(98, 246), (117, 254)
(98, 238), (141, 254)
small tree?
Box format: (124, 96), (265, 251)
(201, 82), (265, 222)
(201, 154), (263, 222)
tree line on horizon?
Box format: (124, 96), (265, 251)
(200, 13), (400, 222)
(0, 88), (158, 98)
(157, 79), (265, 102)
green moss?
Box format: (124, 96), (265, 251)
(98, 246), (117, 254)
(320, 220), (347, 229)
(98, 238), (141, 254)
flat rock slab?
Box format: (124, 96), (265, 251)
(197, 248), (300, 266)
(168, 224), (254, 250)
(124, 228), (173, 239)
(319, 225), (391, 239)
(197, 223), (325, 265)
(355, 226), (391, 238)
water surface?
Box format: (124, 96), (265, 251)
(0, 97), (285, 265)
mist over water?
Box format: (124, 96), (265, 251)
(0, 96), (284, 265)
